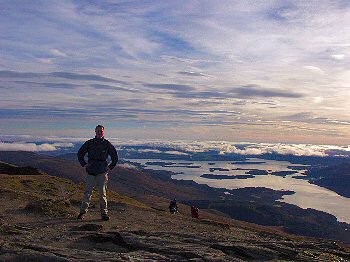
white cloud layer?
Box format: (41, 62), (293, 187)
(0, 142), (74, 152)
(119, 139), (350, 157)
(0, 137), (349, 157)
(219, 144), (328, 157)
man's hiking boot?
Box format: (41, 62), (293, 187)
(101, 214), (109, 221)
(77, 213), (86, 220)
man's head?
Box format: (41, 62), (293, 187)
(95, 125), (105, 139)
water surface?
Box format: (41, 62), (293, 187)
(128, 158), (350, 223)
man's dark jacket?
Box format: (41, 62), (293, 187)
(77, 137), (118, 175)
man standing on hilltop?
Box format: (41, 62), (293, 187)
(77, 125), (118, 221)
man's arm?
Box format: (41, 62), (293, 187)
(107, 142), (118, 170)
(77, 141), (89, 167)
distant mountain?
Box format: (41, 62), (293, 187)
(306, 162), (350, 198)
(0, 161), (43, 176)
(0, 151), (85, 183)
(256, 153), (349, 166)
(1, 151), (350, 243)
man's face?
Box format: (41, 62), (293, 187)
(95, 127), (104, 138)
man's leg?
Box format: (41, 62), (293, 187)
(79, 174), (96, 215)
(97, 172), (108, 218)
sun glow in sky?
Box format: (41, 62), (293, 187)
(1, 1), (350, 144)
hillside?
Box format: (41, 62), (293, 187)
(1, 151), (350, 244)
(1, 162), (350, 261)
(305, 162), (350, 198)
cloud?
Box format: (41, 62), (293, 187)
(312, 97), (324, 104)
(0, 142), (73, 152)
(144, 83), (195, 92)
(51, 143), (74, 148)
(37, 58), (53, 64)
(120, 140), (350, 157)
(232, 85), (303, 98)
(2, 136), (350, 158)
(303, 66), (325, 74)
(331, 54), (345, 60)
(131, 140), (343, 157)
(14, 81), (80, 89)
(90, 84), (134, 92)
(126, 148), (188, 155)
(49, 72), (121, 83)
(0, 135), (86, 143)
(177, 71), (207, 77)
(49, 49), (67, 57)
(175, 85), (303, 99)
(327, 120), (350, 125)
(281, 112), (350, 126)
(164, 150), (189, 156)
(0, 70), (123, 84)
(42, 83), (80, 89)
(0, 71), (42, 78)
(135, 149), (163, 154)
(175, 91), (228, 99)
(0, 106), (223, 121)
(283, 112), (313, 121)
(219, 144), (327, 157)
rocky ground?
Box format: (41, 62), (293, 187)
(1, 163), (350, 261)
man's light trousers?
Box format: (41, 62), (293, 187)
(80, 172), (108, 215)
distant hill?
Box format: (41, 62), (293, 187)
(306, 162), (350, 197)
(1, 151), (350, 243)
(1, 161), (350, 261)
(0, 151), (85, 183)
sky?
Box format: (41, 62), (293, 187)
(1, 0), (350, 145)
